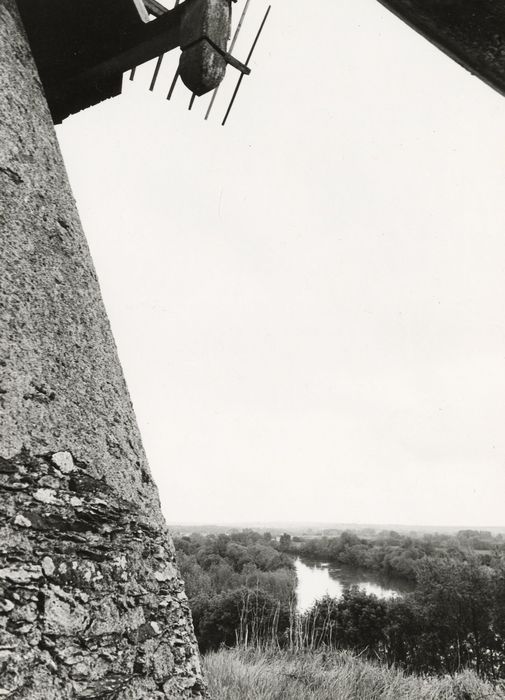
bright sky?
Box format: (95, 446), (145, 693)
(56, 0), (505, 528)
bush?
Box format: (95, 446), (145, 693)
(195, 587), (291, 652)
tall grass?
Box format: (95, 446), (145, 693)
(234, 588), (285, 649)
(203, 647), (505, 700)
(234, 594), (365, 653)
(233, 590), (337, 651)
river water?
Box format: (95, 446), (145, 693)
(295, 557), (414, 613)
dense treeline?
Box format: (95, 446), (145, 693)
(174, 530), (296, 652)
(301, 557), (505, 679)
(279, 528), (505, 580)
(174, 529), (505, 680)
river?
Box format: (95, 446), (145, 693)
(295, 557), (414, 613)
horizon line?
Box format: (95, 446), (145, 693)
(167, 520), (505, 531)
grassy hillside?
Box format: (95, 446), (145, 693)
(203, 648), (505, 700)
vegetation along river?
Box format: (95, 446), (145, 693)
(295, 557), (415, 612)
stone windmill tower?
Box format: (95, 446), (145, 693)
(0, 0), (263, 696)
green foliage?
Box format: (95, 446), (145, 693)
(282, 528), (505, 581)
(176, 529), (505, 682)
(173, 530), (296, 652)
(195, 587), (291, 652)
(299, 556), (505, 680)
(279, 533), (292, 550)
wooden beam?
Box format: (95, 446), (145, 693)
(144, 0), (169, 17)
(60, 7), (185, 88)
(18, 0), (234, 122)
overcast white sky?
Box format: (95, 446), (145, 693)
(56, 0), (505, 528)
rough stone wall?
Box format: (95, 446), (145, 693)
(0, 1), (204, 696)
(0, 450), (205, 699)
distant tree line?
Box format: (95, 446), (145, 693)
(278, 528), (505, 580)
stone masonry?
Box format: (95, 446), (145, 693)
(0, 1), (204, 696)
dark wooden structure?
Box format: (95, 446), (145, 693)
(378, 0), (505, 98)
(17, 0), (238, 123)
(15, 0), (505, 125)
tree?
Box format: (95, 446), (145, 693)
(279, 533), (292, 551)
(412, 558), (495, 675)
(196, 588), (290, 651)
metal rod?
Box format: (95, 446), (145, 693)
(188, 93), (196, 110)
(222, 4), (271, 126)
(166, 67), (180, 99)
(129, 66), (136, 80)
(159, 0), (181, 95)
(205, 0), (252, 120)
(150, 54), (164, 90)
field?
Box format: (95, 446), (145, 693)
(203, 648), (505, 700)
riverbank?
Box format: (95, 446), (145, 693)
(294, 557), (413, 612)
(203, 647), (505, 700)
(174, 529), (505, 680)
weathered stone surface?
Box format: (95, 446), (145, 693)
(52, 452), (76, 475)
(0, 0), (155, 514)
(0, 451), (206, 698)
(0, 1), (205, 696)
